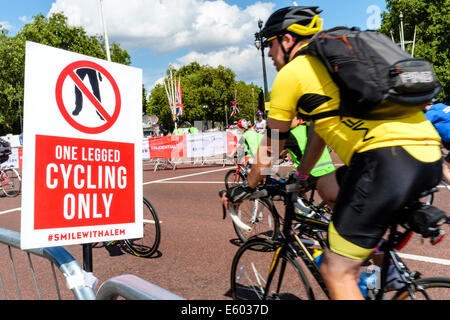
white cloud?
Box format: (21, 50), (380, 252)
(19, 16), (33, 23)
(0, 21), (12, 30)
(177, 44), (276, 86)
(48, 0), (274, 53)
(48, 0), (276, 90)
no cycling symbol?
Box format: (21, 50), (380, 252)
(55, 60), (121, 134)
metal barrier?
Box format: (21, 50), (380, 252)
(0, 227), (96, 300)
(0, 227), (184, 300)
(96, 274), (185, 300)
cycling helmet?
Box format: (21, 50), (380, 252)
(261, 6), (323, 63)
(237, 119), (248, 129)
(256, 111), (264, 117)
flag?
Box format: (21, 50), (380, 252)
(175, 78), (183, 116)
(164, 75), (184, 121)
(230, 93), (239, 117)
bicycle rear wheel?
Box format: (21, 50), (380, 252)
(224, 169), (246, 190)
(1, 168), (21, 197)
(230, 238), (314, 300)
(124, 197), (161, 257)
(390, 277), (450, 300)
(231, 198), (280, 243)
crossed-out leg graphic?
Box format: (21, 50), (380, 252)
(72, 68), (105, 121)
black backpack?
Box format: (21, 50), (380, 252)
(297, 27), (442, 120)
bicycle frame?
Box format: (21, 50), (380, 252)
(260, 185), (331, 299)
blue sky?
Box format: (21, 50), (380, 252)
(0, 0), (387, 91)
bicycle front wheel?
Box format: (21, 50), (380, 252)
(224, 169), (246, 190)
(390, 277), (450, 300)
(231, 197), (280, 243)
(125, 197), (161, 257)
(231, 238), (314, 300)
(1, 168), (21, 197)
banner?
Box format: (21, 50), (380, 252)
(142, 138), (150, 160)
(148, 135), (186, 159)
(147, 131), (238, 159)
(186, 132), (226, 158)
(0, 147), (23, 169)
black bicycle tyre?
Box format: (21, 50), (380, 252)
(1, 168), (21, 197)
(224, 169), (246, 190)
(232, 197), (281, 243)
(230, 238), (315, 300)
(124, 197), (161, 257)
(390, 277), (450, 300)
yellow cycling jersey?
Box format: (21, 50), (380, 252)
(268, 53), (442, 165)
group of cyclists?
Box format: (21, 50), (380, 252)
(221, 6), (449, 300)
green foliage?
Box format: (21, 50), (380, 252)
(0, 13), (131, 135)
(379, 0), (450, 103)
(147, 62), (262, 132)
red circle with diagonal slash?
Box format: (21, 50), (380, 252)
(55, 60), (121, 134)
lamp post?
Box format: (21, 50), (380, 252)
(254, 19), (269, 103)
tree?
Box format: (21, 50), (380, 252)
(0, 28), (25, 134)
(146, 62), (261, 132)
(379, 0), (450, 103)
(0, 13), (131, 135)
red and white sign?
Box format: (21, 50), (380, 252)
(21, 42), (143, 249)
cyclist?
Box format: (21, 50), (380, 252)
(236, 119), (263, 163)
(254, 111), (267, 133)
(221, 6), (442, 300)
(424, 100), (450, 184)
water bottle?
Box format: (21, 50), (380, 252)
(312, 249), (324, 269)
(358, 265), (380, 298)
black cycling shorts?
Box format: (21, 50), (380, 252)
(329, 146), (442, 260)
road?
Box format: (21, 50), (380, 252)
(0, 162), (448, 300)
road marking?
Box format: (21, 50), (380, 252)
(397, 253), (450, 265)
(148, 181), (225, 184)
(144, 167), (230, 185)
(0, 207), (21, 215)
(0, 168), (230, 215)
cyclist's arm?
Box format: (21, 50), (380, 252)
(247, 118), (291, 188)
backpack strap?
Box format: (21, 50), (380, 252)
(298, 110), (341, 121)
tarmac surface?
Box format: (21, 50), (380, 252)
(0, 159), (448, 300)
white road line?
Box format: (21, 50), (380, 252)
(0, 168), (230, 215)
(397, 253), (450, 266)
(143, 167), (230, 185)
(0, 207), (21, 215)
(149, 181), (225, 184)
(2, 166), (448, 267)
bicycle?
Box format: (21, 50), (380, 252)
(230, 178), (449, 300)
(93, 197), (161, 257)
(222, 175), (331, 243)
(0, 166), (21, 197)
(224, 158), (252, 190)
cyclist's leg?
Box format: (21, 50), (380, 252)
(315, 171), (339, 210)
(322, 146), (442, 300)
(320, 248), (364, 299)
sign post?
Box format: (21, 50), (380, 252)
(21, 41), (143, 263)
